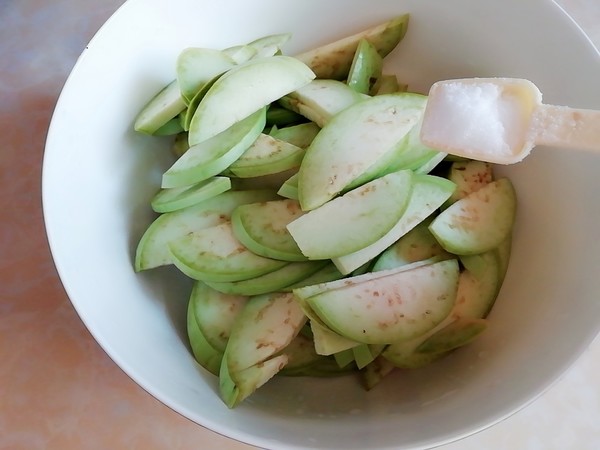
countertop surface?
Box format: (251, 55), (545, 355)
(2, 1), (600, 449)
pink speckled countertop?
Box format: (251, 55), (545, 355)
(2, 1), (600, 449)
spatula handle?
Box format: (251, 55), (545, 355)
(533, 104), (600, 151)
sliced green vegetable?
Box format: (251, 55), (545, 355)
(188, 55), (315, 145)
(135, 189), (278, 271)
(162, 107), (266, 188)
(231, 198), (307, 261)
(347, 39), (383, 95)
(295, 14), (409, 80)
(151, 176), (231, 213)
(176, 48), (234, 102)
(168, 221), (288, 282)
(134, 79), (186, 135)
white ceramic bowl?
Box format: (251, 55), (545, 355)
(43, 0), (600, 449)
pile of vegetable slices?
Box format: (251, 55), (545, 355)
(133, 14), (517, 408)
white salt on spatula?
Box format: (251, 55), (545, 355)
(420, 78), (600, 164)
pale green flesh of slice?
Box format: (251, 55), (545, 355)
(298, 93), (426, 211)
(429, 178), (517, 255)
(226, 292), (306, 373)
(445, 160), (494, 207)
(372, 217), (450, 271)
(168, 222), (288, 282)
(287, 170), (413, 259)
(332, 174), (456, 275)
(134, 79), (186, 135)
(231, 198), (306, 261)
(176, 47), (235, 102)
(307, 259), (459, 344)
(134, 189), (278, 271)
(280, 79), (367, 127)
(190, 281), (247, 353)
(188, 55), (315, 146)
(228, 133), (305, 178)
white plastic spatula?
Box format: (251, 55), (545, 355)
(420, 77), (600, 164)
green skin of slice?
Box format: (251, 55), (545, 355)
(495, 234), (513, 288)
(283, 356), (358, 377)
(134, 189), (279, 272)
(181, 74), (221, 131)
(293, 258), (439, 302)
(294, 14), (409, 80)
(283, 262), (343, 291)
(153, 117), (184, 136)
(271, 122), (320, 149)
(307, 259), (460, 345)
(429, 178), (517, 255)
(382, 343), (446, 369)
(162, 107), (266, 188)
(277, 172), (299, 200)
(171, 132), (189, 158)
(334, 348), (356, 368)
(219, 347), (289, 408)
(150, 176), (231, 213)
(219, 347), (241, 408)
(188, 55), (315, 146)
(347, 38), (384, 95)
(190, 281), (247, 353)
(228, 133), (306, 178)
(204, 260), (328, 296)
(226, 292), (306, 373)
(352, 344), (385, 370)
(265, 105), (306, 127)
(416, 318), (488, 354)
(168, 222), (288, 283)
(187, 299), (223, 376)
(220, 352), (289, 408)
(229, 168), (298, 192)
(231, 198), (307, 262)
(455, 251), (501, 320)
(287, 170), (413, 260)
(374, 74), (402, 95)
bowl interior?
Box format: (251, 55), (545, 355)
(43, 0), (600, 449)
